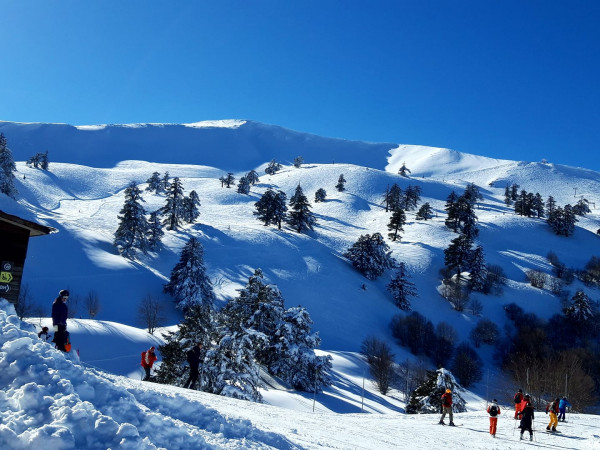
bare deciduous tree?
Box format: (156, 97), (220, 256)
(14, 283), (35, 320)
(361, 335), (396, 395)
(138, 294), (166, 335)
(526, 269), (547, 289)
(85, 290), (101, 319)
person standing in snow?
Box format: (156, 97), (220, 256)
(438, 388), (455, 426)
(546, 397), (560, 432)
(51, 290), (69, 351)
(487, 399), (501, 437)
(183, 342), (203, 389)
(513, 388), (524, 419)
(558, 397), (571, 422)
(517, 397), (535, 441)
(141, 346), (158, 381)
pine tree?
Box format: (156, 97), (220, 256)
(510, 183), (519, 201)
(181, 190), (201, 223)
(444, 191), (459, 232)
(314, 188), (327, 203)
(164, 237), (215, 310)
(402, 185), (421, 211)
(384, 183), (402, 212)
(504, 185), (512, 206)
(114, 181), (149, 258)
(344, 233), (396, 280)
(573, 198), (591, 216)
(145, 172), (163, 193)
(416, 202), (433, 220)
(147, 211), (164, 251)
(237, 175), (250, 194)
(265, 159), (282, 175)
(254, 188), (287, 229)
(468, 245), (487, 292)
(546, 195), (557, 216)
(335, 174), (347, 192)
(160, 177), (186, 230)
(387, 208), (406, 241)
(39, 151), (49, 170)
(398, 162), (411, 177)
(533, 193), (545, 218)
(444, 234), (474, 280)
(566, 290), (594, 322)
(246, 169), (260, 185)
(387, 262), (418, 310)
(161, 171), (170, 192)
(287, 185), (316, 233)
(0, 133), (18, 199)
(293, 156), (304, 168)
(155, 303), (216, 386)
(463, 183), (483, 207)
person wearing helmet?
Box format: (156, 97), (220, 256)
(518, 398), (535, 441)
(51, 290), (70, 351)
(513, 388), (524, 419)
(439, 388), (455, 426)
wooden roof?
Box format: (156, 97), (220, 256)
(0, 210), (56, 236)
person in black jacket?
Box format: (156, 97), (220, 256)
(518, 397), (535, 441)
(51, 290), (69, 351)
(183, 342), (203, 389)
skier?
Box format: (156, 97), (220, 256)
(438, 388), (455, 426)
(517, 398), (535, 441)
(513, 388), (524, 419)
(558, 397), (571, 422)
(546, 397), (560, 432)
(487, 399), (501, 437)
(51, 290), (69, 352)
(183, 342), (203, 389)
(141, 346), (158, 381)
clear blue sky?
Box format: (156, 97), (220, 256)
(2, 1), (599, 170)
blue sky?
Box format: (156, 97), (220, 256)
(2, 1), (599, 170)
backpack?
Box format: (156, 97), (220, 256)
(514, 393), (521, 404)
(489, 405), (498, 417)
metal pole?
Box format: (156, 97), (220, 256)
(361, 369), (365, 412)
(565, 372), (568, 397)
(312, 369), (317, 412)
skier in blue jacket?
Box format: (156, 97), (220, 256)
(558, 397), (571, 422)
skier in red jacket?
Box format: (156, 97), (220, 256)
(438, 389), (455, 426)
(141, 346), (158, 381)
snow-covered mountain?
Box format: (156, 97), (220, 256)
(1, 119), (599, 448)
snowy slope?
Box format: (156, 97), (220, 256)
(1, 120), (600, 448)
(2, 301), (599, 449)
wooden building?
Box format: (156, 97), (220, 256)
(0, 210), (55, 304)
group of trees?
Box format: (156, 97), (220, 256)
(254, 185), (316, 233)
(157, 262), (332, 402)
(114, 174), (200, 257)
(26, 150), (49, 170)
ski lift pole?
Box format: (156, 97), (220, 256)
(361, 369), (365, 412)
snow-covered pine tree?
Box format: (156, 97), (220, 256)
(566, 290), (594, 322)
(573, 198), (591, 216)
(533, 192), (545, 218)
(384, 183), (402, 212)
(154, 303), (216, 386)
(416, 202), (433, 220)
(164, 236), (215, 310)
(147, 211), (164, 251)
(406, 368), (467, 414)
(270, 306), (332, 391)
(398, 162), (411, 177)
(39, 151), (49, 170)
(546, 195), (556, 216)
(161, 171), (170, 192)
(335, 174), (346, 192)
(145, 171), (163, 193)
(387, 262), (418, 310)
(0, 133), (18, 199)
(344, 233), (396, 280)
(246, 169), (260, 185)
(181, 190), (201, 224)
(287, 185), (316, 233)
(314, 188), (327, 203)
(237, 175), (250, 194)
(159, 176), (186, 230)
(202, 328), (267, 402)
(293, 156), (304, 168)
(114, 181), (149, 258)
(265, 159), (282, 175)
(387, 208), (406, 241)
(402, 185), (421, 211)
